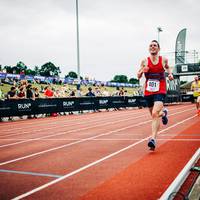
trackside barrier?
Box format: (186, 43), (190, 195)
(159, 148), (200, 200)
(0, 96), (142, 117)
(181, 94), (194, 103)
(0, 94), (189, 117)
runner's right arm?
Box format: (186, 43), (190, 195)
(137, 59), (147, 79)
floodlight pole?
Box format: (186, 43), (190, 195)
(76, 0), (81, 86)
(157, 26), (163, 45)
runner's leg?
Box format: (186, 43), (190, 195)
(151, 101), (164, 140)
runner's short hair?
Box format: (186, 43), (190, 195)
(151, 40), (160, 48)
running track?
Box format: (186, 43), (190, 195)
(0, 103), (199, 200)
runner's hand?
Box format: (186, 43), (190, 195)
(143, 66), (149, 73)
(168, 73), (174, 80)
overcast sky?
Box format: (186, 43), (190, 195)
(0, 0), (199, 81)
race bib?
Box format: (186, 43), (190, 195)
(194, 88), (200, 92)
(146, 79), (160, 92)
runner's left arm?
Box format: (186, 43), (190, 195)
(163, 57), (174, 80)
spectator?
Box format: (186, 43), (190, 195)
(33, 87), (40, 98)
(119, 87), (125, 96)
(26, 84), (35, 100)
(94, 87), (102, 96)
(26, 84), (35, 119)
(69, 89), (76, 97)
(102, 87), (110, 96)
(85, 87), (95, 97)
(54, 89), (61, 98)
(7, 86), (18, 120)
(44, 85), (54, 98)
(17, 86), (26, 99)
(76, 88), (83, 97)
(7, 86), (18, 99)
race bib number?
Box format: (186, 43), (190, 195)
(146, 79), (160, 92)
(194, 88), (200, 92)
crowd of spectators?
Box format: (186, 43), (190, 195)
(0, 78), (141, 101)
(0, 78), (142, 121)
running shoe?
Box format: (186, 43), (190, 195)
(162, 108), (168, 125)
(148, 139), (156, 151)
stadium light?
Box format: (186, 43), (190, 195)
(157, 26), (163, 44)
(76, 0), (81, 88)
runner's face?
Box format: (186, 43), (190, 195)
(149, 42), (160, 55)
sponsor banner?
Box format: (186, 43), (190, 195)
(34, 75), (46, 81)
(0, 95), (181, 117)
(181, 94), (194, 102)
(25, 75), (34, 80)
(0, 73), (6, 79)
(6, 73), (20, 79)
(175, 28), (187, 64)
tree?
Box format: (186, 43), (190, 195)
(39, 62), (61, 77)
(26, 69), (36, 76)
(65, 71), (78, 79)
(111, 75), (128, 83)
(34, 66), (40, 75)
(3, 65), (13, 73)
(129, 77), (139, 84)
(15, 61), (27, 74)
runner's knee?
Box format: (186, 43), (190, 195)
(152, 111), (159, 119)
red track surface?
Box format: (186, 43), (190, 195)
(0, 103), (199, 200)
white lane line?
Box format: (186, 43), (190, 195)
(0, 119), (152, 166)
(0, 113), (149, 148)
(12, 114), (197, 200)
(0, 107), (147, 131)
(0, 138), (199, 141)
(1, 104), (186, 129)
(0, 169), (62, 178)
(0, 108), (195, 166)
(0, 107), (194, 148)
(0, 110), (144, 138)
(0, 104), (192, 137)
(90, 138), (200, 141)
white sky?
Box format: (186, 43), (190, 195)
(0, 0), (199, 81)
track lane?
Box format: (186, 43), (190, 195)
(0, 104), (199, 200)
(0, 107), (195, 165)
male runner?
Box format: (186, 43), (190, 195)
(137, 40), (174, 150)
(191, 75), (200, 115)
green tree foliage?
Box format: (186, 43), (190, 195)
(65, 71), (78, 79)
(26, 69), (36, 76)
(39, 62), (61, 77)
(34, 66), (40, 75)
(129, 77), (139, 84)
(111, 75), (128, 83)
(12, 61), (28, 74)
(3, 66), (13, 73)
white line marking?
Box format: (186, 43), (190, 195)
(12, 114), (197, 200)
(0, 107), (194, 148)
(0, 113), (148, 148)
(0, 110), (144, 137)
(0, 119), (152, 166)
(0, 169), (62, 178)
(0, 108), (195, 166)
(0, 138), (199, 141)
(0, 104), (192, 137)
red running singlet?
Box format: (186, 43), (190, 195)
(144, 56), (166, 96)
